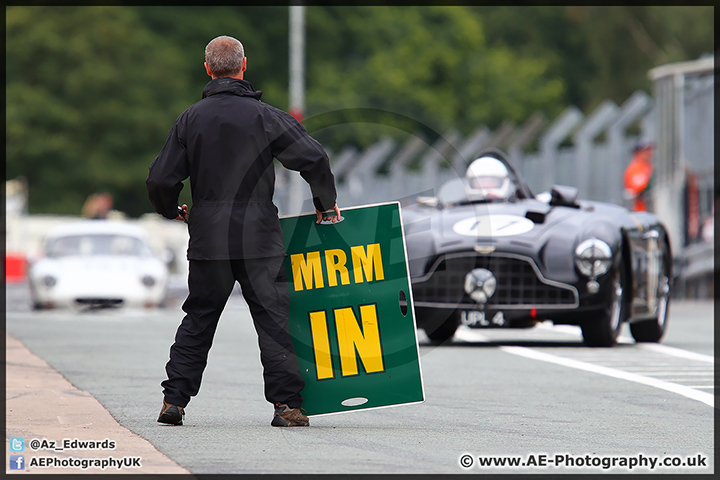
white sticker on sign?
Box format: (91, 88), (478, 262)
(452, 215), (534, 237)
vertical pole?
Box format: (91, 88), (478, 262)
(289, 5), (305, 124)
(288, 5), (306, 214)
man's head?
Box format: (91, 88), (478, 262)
(204, 35), (247, 79)
(634, 140), (655, 163)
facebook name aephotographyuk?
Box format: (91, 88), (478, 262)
(10, 455), (141, 471)
(458, 453), (709, 471)
(8, 437), (141, 471)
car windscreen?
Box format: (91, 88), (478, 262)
(45, 234), (151, 258)
(437, 178), (502, 204)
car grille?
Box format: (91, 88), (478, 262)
(412, 253), (578, 309)
(75, 298), (124, 307)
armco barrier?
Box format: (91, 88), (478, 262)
(5, 253), (28, 283)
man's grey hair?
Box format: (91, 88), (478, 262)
(205, 35), (245, 78)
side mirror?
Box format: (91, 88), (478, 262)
(549, 185), (579, 208)
(535, 191), (552, 203)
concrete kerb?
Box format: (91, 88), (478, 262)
(5, 333), (190, 475)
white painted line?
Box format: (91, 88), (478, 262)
(658, 380), (713, 383)
(501, 346), (715, 408)
(635, 343), (715, 364)
(625, 363), (715, 375)
(528, 322), (715, 364)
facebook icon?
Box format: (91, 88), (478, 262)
(10, 455), (25, 470)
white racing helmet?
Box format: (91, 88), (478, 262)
(465, 156), (516, 199)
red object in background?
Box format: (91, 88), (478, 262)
(633, 196), (648, 212)
(624, 144), (654, 212)
(5, 254), (28, 283)
(289, 107), (303, 124)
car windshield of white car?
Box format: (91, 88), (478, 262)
(46, 234), (150, 258)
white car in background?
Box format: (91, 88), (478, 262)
(28, 220), (169, 310)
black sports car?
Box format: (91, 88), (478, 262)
(402, 149), (672, 347)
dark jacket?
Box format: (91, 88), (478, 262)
(146, 78), (336, 260)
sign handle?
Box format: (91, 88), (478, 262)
(319, 216), (345, 225)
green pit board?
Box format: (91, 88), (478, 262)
(280, 202), (425, 416)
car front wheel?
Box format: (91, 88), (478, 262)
(31, 301), (47, 311)
(630, 257), (671, 343)
(424, 315), (459, 345)
(581, 264), (627, 347)
(29, 283), (46, 310)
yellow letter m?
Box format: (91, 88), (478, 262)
(291, 251), (324, 291)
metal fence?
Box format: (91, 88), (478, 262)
(277, 94), (648, 213)
(275, 98), (644, 216)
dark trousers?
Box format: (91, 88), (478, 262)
(161, 256), (305, 408)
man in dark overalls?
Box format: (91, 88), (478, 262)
(146, 35), (340, 427)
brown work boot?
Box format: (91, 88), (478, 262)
(157, 400), (184, 425)
(271, 403), (309, 427)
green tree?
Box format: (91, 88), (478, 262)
(480, 6), (714, 111)
(131, 6), (291, 109)
(574, 6), (714, 108)
(6, 6), (191, 216)
(304, 6), (565, 150)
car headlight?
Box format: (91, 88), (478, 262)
(574, 239), (613, 278)
(141, 275), (156, 287)
(42, 275), (57, 288)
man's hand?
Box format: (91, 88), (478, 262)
(316, 204), (341, 224)
(175, 204), (188, 222)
